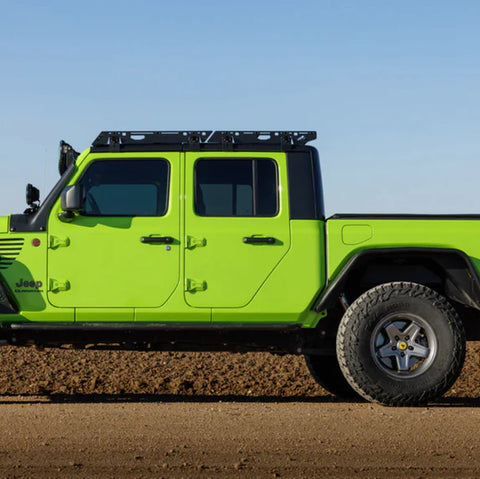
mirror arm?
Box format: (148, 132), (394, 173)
(58, 210), (76, 223)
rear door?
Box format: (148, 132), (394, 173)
(184, 151), (291, 308)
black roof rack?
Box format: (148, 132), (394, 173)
(91, 131), (317, 152)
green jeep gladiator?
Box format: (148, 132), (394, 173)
(0, 130), (477, 405)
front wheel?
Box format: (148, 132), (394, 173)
(336, 282), (465, 406)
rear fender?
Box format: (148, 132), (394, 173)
(314, 248), (480, 312)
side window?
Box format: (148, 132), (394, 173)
(80, 159), (169, 216)
(195, 159), (278, 217)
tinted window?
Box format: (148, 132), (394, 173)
(287, 150), (324, 219)
(80, 159), (169, 216)
(195, 159), (278, 217)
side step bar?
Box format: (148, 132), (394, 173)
(0, 323), (334, 355)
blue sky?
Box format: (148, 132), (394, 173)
(1, 0), (480, 216)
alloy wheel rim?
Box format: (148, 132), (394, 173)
(370, 313), (437, 379)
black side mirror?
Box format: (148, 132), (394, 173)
(60, 185), (84, 220)
(24, 183), (40, 214)
(26, 183), (40, 206)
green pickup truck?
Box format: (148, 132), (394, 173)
(0, 130), (477, 405)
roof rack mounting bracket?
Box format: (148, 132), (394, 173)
(109, 133), (120, 152)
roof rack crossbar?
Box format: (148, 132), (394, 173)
(92, 130), (316, 150)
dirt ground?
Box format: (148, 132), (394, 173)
(1, 342), (480, 399)
(0, 343), (480, 477)
(2, 400), (480, 478)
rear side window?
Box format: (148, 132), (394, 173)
(195, 159), (278, 217)
(79, 159), (170, 216)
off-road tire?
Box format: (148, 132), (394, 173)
(305, 354), (361, 400)
(336, 282), (465, 406)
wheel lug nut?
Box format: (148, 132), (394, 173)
(392, 346), (397, 351)
(405, 336), (410, 340)
(408, 346), (414, 350)
(395, 336), (399, 340)
(401, 352), (405, 357)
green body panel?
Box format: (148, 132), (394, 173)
(134, 148), (211, 323)
(212, 220), (326, 323)
(8, 145), (480, 329)
(0, 216), (8, 233)
(47, 152), (181, 316)
(0, 149), (326, 325)
(327, 218), (480, 280)
(0, 231), (74, 322)
(184, 151), (291, 308)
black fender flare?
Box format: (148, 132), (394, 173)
(0, 275), (18, 314)
(313, 247), (480, 312)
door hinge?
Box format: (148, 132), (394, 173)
(185, 278), (207, 292)
(49, 279), (70, 293)
(49, 236), (70, 249)
(317, 309), (328, 319)
(186, 236), (206, 249)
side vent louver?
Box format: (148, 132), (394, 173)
(0, 238), (25, 270)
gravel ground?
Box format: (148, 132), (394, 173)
(0, 343), (479, 477)
(1, 401), (480, 478)
(0, 342), (478, 399)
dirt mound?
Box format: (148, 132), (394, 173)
(0, 343), (479, 398)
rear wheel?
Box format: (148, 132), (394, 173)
(305, 354), (360, 399)
(336, 282), (465, 406)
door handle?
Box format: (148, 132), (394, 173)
(141, 236), (174, 244)
(243, 236), (276, 244)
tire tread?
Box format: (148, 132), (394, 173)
(336, 282), (465, 406)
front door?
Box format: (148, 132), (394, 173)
(184, 152), (291, 308)
(47, 154), (180, 313)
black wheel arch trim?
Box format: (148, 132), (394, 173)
(0, 275), (18, 314)
(313, 247), (480, 313)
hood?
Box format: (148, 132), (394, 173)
(0, 216), (9, 233)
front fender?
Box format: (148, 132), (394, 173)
(0, 275), (18, 314)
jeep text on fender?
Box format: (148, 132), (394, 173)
(0, 130), (478, 405)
